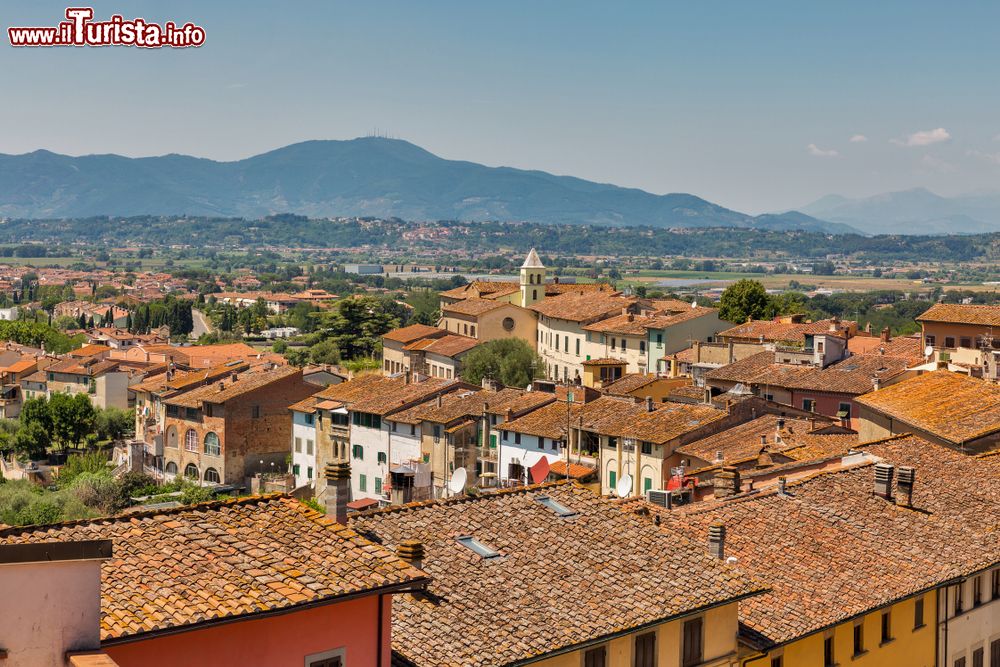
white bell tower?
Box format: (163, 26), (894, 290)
(519, 248), (546, 308)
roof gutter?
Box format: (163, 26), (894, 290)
(100, 576), (430, 647)
(504, 588), (766, 667)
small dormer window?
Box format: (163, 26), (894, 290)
(456, 536), (500, 558)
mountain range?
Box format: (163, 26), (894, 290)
(0, 137), (855, 233)
(797, 187), (1000, 235)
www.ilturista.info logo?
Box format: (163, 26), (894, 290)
(8, 7), (205, 48)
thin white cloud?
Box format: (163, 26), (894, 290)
(892, 127), (951, 147)
(227, 82), (248, 89)
(849, 134), (868, 143)
(806, 143), (839, 157)
(967, 149), (1000, 165)
(918, 154), (956, 173)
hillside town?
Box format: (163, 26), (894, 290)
(0, 249), (996, 667)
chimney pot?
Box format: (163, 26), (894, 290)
(760, 434), (767, 446)
(708, 522), (726, 559)
(324, 462), (352, 525)
(713, 466), (741, 498)
(397, 539), (425, 569)
(896, 466), (915, 507)
(777, 476), (788, 495)
(874, 462), (894, 500)
(645, 396), (654, 412)
(777, 417), (785, 430)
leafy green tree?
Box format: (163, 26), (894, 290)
(718, 279), (776, 324)
(49, 393), (96, 447)
(460, 339), (542, 389)
(12, 422), (51, 460)
(406, 289), (440, 326)
(94, 408), (135, 442)
(20, 396), (53, 433)
(309, 339), (341, 365)
(320, 296), (405, 360)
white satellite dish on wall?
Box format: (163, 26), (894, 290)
(616, 473), (633, 497)
(449, 467), (468, 494)
(924, 345), (934, 358)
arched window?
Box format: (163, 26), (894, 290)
(165, 461), (178, 475)
(204, 467), (220, 484)
(204, 432), (220, 456)
(532, 289), (538, 301)
(166, 426), (178, 448)
(184, 429), (198, 452)
(184, 463), (199, 479)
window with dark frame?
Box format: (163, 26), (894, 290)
(880, 611), (892, 643)
(974, 576), (983, 606)
(824, 636), (835, 667)
(853, 622), (864, 656)
(956, 583), (964, 616)
(770, 657), (782, 667)
(973, 647), (984, 667)
(914, 597), (925, 628)
(583, 645), (607, 667)
(633, 632), (656, 667)
(990, 639), (1000, 667)
(682, 617), (703, 667)
(955, 657), (966, 667)
(993, 569), (1000, 599)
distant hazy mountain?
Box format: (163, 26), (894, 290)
(797, 187), (1000, 235)
(0, 138), (853, 232)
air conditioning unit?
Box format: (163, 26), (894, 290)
(647, 489), (672, 509)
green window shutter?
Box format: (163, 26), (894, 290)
(359, 474), (367, 492)
(375, 477), (382, 494)
(644, 477), (653, 493)
(609, 470), (617, 490)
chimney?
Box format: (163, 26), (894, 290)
(218, 381), (225, 391)
(896, 466), (915, 507)
(324, 462), (352, 524)
(759, 434), (767, 446)
(505, 408), (513, 422)
(777, 417), (785, 431)
(708, 522), (726, 559)
(777, 476), (788, 495)
(881, 327), (891, 343)
(693, 340), (701, 362)
(626, 313), (635, 322)
(436, 394), (443, 408)
(713, 466), (741, 499)
(872, 375), (882, 391)
(404, 370), (411, 385)
(231, 373), (238, 382)
(397, 539), (425, 570)
(645, 396), (654, 412)
(703, 387), (712, 405)
(715, 450), (724, 463)
(874, 463), (894, 500)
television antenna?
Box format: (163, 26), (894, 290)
(449, 467), (468, 495)
(616, 473), (633, 497)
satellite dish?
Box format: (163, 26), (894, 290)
(449, 467), (468, 494)
(691, 300), (698, 308)
(924, 345), (934, 358)
(616, 473), (633, 497)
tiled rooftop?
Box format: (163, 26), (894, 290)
(165, 365), (301, 408)
(706, 351), (912, 395)
(916, 302), (1000, 326)
(645, 434), (1000, 649)
(854, 370), (1000, 444)
(578, 395), (726, 445)
(440, 298), (510, 316)
(0, 495), (426, 642)
(352, 482), (764, 667)
(530, 291), (633, 322)
(717, 318), (856, 344)
(382, 323), (446, 344)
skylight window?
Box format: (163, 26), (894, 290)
(535, 494), (578, 517)
(455, 536), (500, 558)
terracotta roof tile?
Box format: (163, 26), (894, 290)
(718, 318), (855, 344)
(916, 303), (1000, 326)
(530, 292), (633, 322)
(0, 495), (426, 642)
(351, 482), (763, 667)
(577, 396), (726, 444)
(165, 365), (301, 408)
(854, 370), (1000, 444)
(706, 351), (911, 395)
(440, 298), (510, 316)
(642, 434), (1000, 649)
(382, 324), (445, 344)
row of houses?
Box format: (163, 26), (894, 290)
(5, 426), (1000, 667)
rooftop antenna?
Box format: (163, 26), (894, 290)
(616, 473), (633, 498)
(449, 467), (468, 496)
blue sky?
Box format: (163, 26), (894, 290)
(2, 1), (999, 213)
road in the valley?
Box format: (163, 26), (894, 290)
(191, 309), (214, 338)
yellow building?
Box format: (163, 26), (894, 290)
(351, 481), (765, 667)
(649, 433), (1000, 667)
